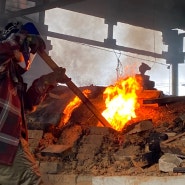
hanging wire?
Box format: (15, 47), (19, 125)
(80, 42), (169, 67)
(113, 50), (123, 80)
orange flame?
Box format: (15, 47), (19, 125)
(62, 89), (91, 126)
(102, 76), (142, 131)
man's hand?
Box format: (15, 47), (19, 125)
(5, 33), (46, 54)
(40, 67), (71, 87)
(53, 67), (71, 84)
(26, 35), (46, 53)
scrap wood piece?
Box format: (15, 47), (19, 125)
(162, 132), (185, 144)
(138, 90), (162, 107)
(138, 90), (162, 99)
(143, 96), (185, 105)
(160, 132), (185, 156)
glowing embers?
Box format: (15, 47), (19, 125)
(102, 76), (142, 131)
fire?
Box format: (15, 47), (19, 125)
(60, 89), (91, 127)
(102, 76), (142, 131)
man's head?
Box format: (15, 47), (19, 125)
(0, 22), (22, 41)
(0, 21), (46, 70)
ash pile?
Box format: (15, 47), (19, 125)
(26, 84), (185, 176)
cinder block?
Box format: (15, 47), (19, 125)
(28, 130), (43, 152)
(49, 174), (77, 185)
(77, 175), (92, 185)
(42, 174), (75, 185)
(82, 135), (103, 145)
(28, 130), (43, 139)
(127, 119), (153, 134)
(89, 126), (112, 135)
(39, 161), (59, 174)
(41, 144), (72, 157)
(78, 144), (99, 154)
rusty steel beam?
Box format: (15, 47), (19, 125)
(37, 50), (112, 128)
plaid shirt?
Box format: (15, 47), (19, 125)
(0, 42), (45, 165)
(0, 66), (22, 165)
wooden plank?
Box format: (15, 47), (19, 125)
(143, 96), (185, 105)
(138, 90), (162, 99)
(138, 90), (162, 107)
(160, 132), (185, 156)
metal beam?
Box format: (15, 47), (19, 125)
(0, 0), (6, 13)
(45, 30), (163, 59)
(0, 0), (85, 21)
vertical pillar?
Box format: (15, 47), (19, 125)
(36, 0), (52, 52)
(104, 19), (117, 47)
(0, 0), (6, 26)
(162, 30), (184, 95)
(171, 63), (178, 95)
(0, 0), (5, 13)
(104, 0), (118, 48)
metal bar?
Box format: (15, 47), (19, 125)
(143, 96), (185, 105)
(0, 0), (84, 21)
(45, 31), (163, 59)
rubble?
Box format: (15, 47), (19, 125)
(26, 85), (185, 177)
(126, 119), (153, 134)
(160, 132), (185, 156)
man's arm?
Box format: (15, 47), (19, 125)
(24, 67), (69, 112)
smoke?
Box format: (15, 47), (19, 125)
(45, 8), (118, 86)
(48, 37), (117, 86)
(45, 8), (170, 89)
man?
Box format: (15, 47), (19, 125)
(0, 22), (68, 184)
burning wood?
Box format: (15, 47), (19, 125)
(102, 76), (142, 131)
(59, 89), (91, 127)
(56, 75), (146, 132)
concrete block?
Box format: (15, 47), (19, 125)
(39, 161), (59, 174)
(82, 135), (103, 145)
(41, 144), (72, 157)
(92, 176), (185, 185)
(127, 119), (153, 134)
(159, 153), (182, 172)
(28, 130), (43, 153)
(89, 126), (113, 135)
(77, 175), (92, 185)
(28, 130), (43, 139)
(47, 174), (77, 185)
(76, 152), (94, 161)
(55, 175), (77, 185)
(78, 144), (100, 154)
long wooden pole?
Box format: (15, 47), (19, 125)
(37, 50), (112, 128)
